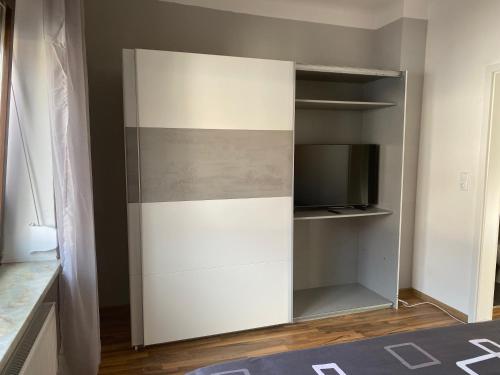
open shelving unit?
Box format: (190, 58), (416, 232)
(292, 64), (406, 321)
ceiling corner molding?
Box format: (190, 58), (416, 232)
(402, 0), (429, 20)
(158, 0), (429, 30)
(372, 0), (429, 29)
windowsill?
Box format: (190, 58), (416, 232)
(0, 260), (60, 371)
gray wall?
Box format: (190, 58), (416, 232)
(373, 18), (428, 289)
(398, 19), (428, 289)
(83, 0), (425, 306)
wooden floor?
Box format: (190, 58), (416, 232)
(99, 291), (500, 375)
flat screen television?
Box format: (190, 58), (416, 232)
(294, 144), (379, 208)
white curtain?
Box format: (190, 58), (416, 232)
(43, 0), (101, 374)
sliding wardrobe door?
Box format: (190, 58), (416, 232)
(124, 49), (294, 345)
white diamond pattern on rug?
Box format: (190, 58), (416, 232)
(312, 363), (347, 375)
(385, 342), (441, 370)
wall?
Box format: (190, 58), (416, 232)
(1, 0), (56, 262)
(84, 0), (426, 306)
(413, 0), (500, 316)
(161, 0), (429, 30)
(373, 18), (428, 289)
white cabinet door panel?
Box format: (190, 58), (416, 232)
(135, 49), (294, 130)
(141, 198), (292, 275)
(143, 261), (290, 344)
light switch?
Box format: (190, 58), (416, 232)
(460, 172), (471, 191)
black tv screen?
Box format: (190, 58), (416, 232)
(294, 144), (379, 208)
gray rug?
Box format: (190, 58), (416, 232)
(188, 320), (500, 374)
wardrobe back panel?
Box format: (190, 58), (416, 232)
(295, 111), (363, 144)
(294, 220), (359, 291)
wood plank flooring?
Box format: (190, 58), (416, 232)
(99, 291), (499, 374)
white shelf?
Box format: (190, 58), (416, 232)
(296, 64), (401, 83)
(293, 284), (393, 321)
(294, 207), (392, 221)
(295, 99), (395, 111)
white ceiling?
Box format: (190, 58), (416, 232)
(159, 0), (429, 29)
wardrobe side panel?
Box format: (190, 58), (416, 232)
(358, 75), (407, 305)
(123, 49), (144, 346)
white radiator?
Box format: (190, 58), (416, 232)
(3, 303), (57, 375)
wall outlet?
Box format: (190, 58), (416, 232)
(460, 172), (471, 192)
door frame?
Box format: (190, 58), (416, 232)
(470, 63), (500, 322)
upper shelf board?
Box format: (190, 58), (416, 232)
(295, 99), (395, 111)
(296, 64), (402, 83)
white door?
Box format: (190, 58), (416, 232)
(473, 68), (500, 321)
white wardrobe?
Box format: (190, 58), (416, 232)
(123, 49), (294, 346)
(123, 49), (406, 347)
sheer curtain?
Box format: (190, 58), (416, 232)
(43, 0), (101, 373)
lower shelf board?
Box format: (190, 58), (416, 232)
(293, 283), (393, 322)
(294, 207), (392, 221)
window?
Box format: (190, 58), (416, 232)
(0, 0), (14, 242)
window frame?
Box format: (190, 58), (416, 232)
(0, 0), (14, 246)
